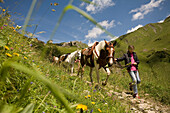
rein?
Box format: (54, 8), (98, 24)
(106, 56), (114, 58)
(115, 62), (132, 69)
(94, 48), (99, 58)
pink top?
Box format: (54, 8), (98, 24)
(131, 53), (137, 71)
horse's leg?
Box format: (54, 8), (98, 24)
(89, 67), (93, 84)
(77, 66), (80, 76)
(80, 65), (84, 80)
(64, 63), (67, 72)
(70, 64), (74, 75)
(77, 61), (81, 76)
(94, 63), (100, 84)
(102, 67), (111, 86)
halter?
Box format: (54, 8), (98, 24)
(105, 44), (114, 59)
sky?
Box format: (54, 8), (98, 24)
(1, 0), (170, 45)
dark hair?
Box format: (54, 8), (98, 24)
(128, 45), (135, 50)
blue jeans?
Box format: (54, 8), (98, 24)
(129, 71), (141, 94)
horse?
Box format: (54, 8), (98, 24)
(78, 40), (117, 86)
(52, 56), (59, 65)
(59, 50), (81, 75)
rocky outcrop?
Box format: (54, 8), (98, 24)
(61, 41), (87, 48)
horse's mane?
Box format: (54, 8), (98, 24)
(93, 41), (106, 58)
(96, 41), (106, 50)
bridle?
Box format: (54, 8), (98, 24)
(106, 44), (115, 59)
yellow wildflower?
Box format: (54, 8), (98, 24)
(76, 104), (87, 111)
(52, 9), (56, 12)
(6, 53), (12, 57)
(24, 56), (27, 59)
(4, 46), (9, 50)
(13, 53), (19, 57)
(2, 9), (5, 12)
(11, 26), (15, 30)
(88, 95), (91, 98)
(15, 25), (22, 29)
(54, 3), (59, 6)
(91, 102), (95, 105)
(85, 96), (87, 99)
(98, 109), (102, 112)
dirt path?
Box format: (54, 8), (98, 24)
(104, 84), (170, 113)
(84, 80), (169, 113)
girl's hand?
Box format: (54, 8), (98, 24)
(133, 62), (137, 65)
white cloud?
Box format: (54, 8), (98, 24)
(167, 14), (170, 17)
(157, 14), (170, 23)
(110, 36), (119, 41)
(80, 2), (85, 7)
(99, 20), (115, 29)
(88, 40), (98, 47)
(126, 24), (143, 34)
(129, 0), (164, 21)
(158, 19), (164, 23)
(85, 20), (115, 39)
(85, 27), (104, 39)
(36, 31), (46, 34)
(117, 21), (122, 25)
(85, 0), (115, 14)
(87, 36), (118, 47)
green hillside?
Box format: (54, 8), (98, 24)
(115, 16), (170, 104)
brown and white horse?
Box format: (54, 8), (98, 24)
(78, 40), (116, 86)
(53, 56), (59, 65)
(59, 50), (81, 75)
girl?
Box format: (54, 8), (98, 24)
(115, 45), (141, 98)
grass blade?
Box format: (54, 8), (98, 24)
(20, 103), (34, 113)
(50, 4), (116, 40)
(22, 0), (37, 34)
(2, 61), (74, 113)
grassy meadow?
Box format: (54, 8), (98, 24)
(0, 1), (170, 113)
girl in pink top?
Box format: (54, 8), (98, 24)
(116, 45), (141, 98)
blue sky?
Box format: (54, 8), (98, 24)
(1, 0), (170, 45)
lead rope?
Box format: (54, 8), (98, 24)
(115, 61), (132, 69)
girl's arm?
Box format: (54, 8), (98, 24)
(115, 54), (126, 62)
(135, 54), (140, 64)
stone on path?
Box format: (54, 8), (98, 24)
(122, 92), (128, 98)
(118, 96), (124, 100)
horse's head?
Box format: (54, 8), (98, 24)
(77, 50), (81, 59)
(73, 50), (81, 60)
(104, 40), (117, 67)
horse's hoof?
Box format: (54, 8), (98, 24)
(102, 82), (107, 86)
(95, 84), (100, 89)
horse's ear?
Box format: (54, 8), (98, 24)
(112, 41), (117, 47)
(104, 39), (109, 46)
